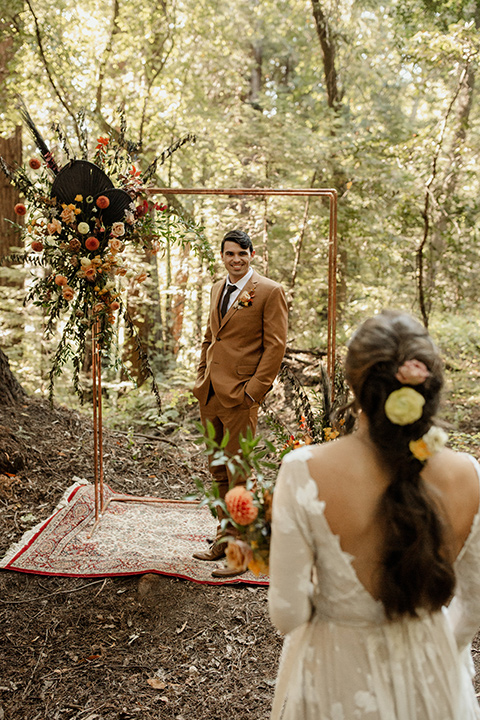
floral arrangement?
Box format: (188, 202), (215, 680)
(237, 289), (255, 308)
(1, 104), (210, 400)
(223, 481), (273, 576)
(385, 358), (448, 461)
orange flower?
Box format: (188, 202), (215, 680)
(62, 286), (74, 301)
(85, 266), (96, 281)
(85, 236), (100, 251)
(60, 205), (76, 224)
(110, 300), (120, 311)
(29, 158), (41, 169)
(96, 195), (110, 209)
(47, 219), (62, 235)
(409, 438), (432, 462)
(248, 554), (269, 577)
(225, 486), (258, 526)
(14, 203), (27, 216)
(134, 271), (148, 283)
(31, 241), (44, 252)
(226, 540), (253, 572)
(54, 275), (68, 286)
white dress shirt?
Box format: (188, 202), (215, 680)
(219, 267), (254, 314)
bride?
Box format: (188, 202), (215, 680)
(268, 311), (480, 719)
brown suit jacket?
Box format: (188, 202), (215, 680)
(193, 270), (288, 408)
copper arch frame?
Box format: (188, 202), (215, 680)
(90, 187), (337, 530)
(147, 187), (338, 380)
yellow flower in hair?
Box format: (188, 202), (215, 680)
(384, 387), (425, 426)
(409, 438), (431, 461)
(410, 426), (448, 462)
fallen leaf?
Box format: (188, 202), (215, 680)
(147, 678), (166, 689)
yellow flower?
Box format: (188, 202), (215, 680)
(409, 438), (431, 462)
(248, 554), (269, 577)
(384, 387), (425, 426)
(75, 194), (83, 202)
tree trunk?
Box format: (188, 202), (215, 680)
(0, 346), (26, 406)
(0, 126), (23, 263)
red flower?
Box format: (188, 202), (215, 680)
(225, 486), (258, 526)
(129, 165), (141, 177)
(85, 236), (100, 251)
(14, 203), (27, 216)
(31, 241), (44, 252)
(96, 137), (109, 151)
(96, 196), (110, 209)
(135, 199), (149, 218)
(29, 158), (41, 170)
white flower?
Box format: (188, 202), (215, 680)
(80, 257), (92, 268)
(423, 426), (448, 453)
(77, 222), (90, 234)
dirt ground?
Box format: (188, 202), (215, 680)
(1, 384), (480, 720)
(0, 396), (282, 720)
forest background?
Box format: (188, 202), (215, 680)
(1, 0), (480, 431)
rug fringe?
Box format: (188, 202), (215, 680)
(0, 477), (89, 568)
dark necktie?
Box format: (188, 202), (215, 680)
(220, 284), (237, 318)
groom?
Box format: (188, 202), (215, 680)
(192, 229), (288, 577)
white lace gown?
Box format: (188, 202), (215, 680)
(268, 446), (480, 720)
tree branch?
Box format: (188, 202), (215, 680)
(25, 0), (81, 144)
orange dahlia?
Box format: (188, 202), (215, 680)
(225, 486), (258, 526)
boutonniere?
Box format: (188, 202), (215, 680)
(237, 289), (255, 308)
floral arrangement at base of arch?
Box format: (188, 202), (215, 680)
(191, 423), (277, 576)
(1, 105), (212, 401)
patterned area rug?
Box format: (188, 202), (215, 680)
(0, 480), (268, 586)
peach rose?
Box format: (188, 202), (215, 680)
(62, 286), (74, 301)
(54, 275), (68, 286)
(47, 219), (62, 235)
(85, 266), (97, 280)
(110, 301), (120, 311)
(60, 206), (75, 224)
(108, 238), (124, 253)
(395, 359), (430, 386)
(85, 236), (100, 251)
(225, 486), (258, 526)
(31, 241), (44, 252)
(111, 222), (125, 237)
(225, 540), (253, 572)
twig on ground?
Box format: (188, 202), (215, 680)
(0, 578), (106, 604)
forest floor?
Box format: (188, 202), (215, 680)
(2, 363), (480, 720)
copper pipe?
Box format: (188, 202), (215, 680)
(92, 320), (99, 523)
(148, 187), (337, 197)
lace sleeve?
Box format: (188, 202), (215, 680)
(446, 456), (480, 651)
(268, 451), (318, 635)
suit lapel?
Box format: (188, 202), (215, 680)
(212, 280), (226, 333)
(218, 271), (259, 330)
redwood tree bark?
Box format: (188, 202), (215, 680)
(0, 347), (26, 406)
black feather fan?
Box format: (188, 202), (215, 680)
(50, 160), (113, 205)
(94, 188), (133, 225)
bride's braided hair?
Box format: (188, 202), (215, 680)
(345, 310), (455, 619)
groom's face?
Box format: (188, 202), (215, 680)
(221, 240), (255, 282)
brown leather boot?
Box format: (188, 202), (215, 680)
(192, 540), (226, 562)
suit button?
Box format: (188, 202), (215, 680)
(216, 337), (221, 341)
